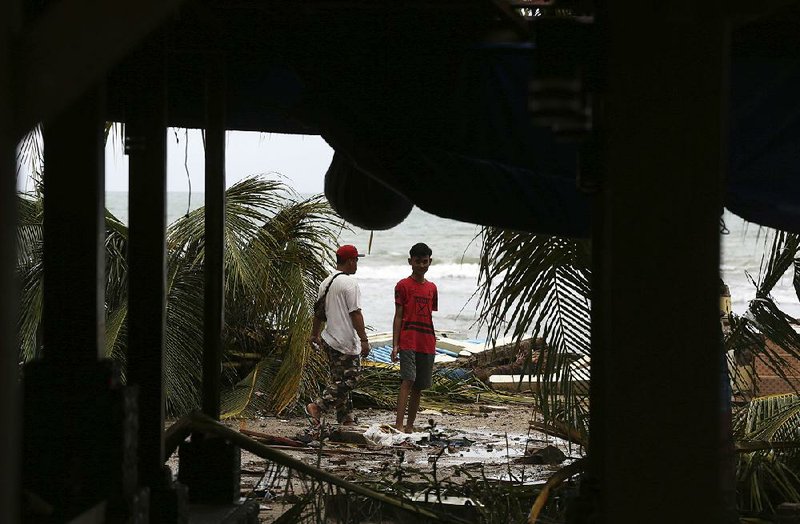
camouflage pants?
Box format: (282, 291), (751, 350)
(314, 342), (361, 423)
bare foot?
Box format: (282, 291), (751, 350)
(394, 424), (406, 433)
(404, 425), (416, 433)
(305, 403), (321, 426)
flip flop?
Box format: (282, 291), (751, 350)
(304, 403), (321, 426)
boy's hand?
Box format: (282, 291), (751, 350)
(309, 335), (321, 349)
(391, 348), (399, 362)
(360, 339), (371, 357)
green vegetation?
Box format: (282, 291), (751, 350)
(474, 226), (800, 521)
(16, 175), (341, 417)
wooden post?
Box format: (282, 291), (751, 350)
(593, 2), (729, 522)
(203, 54), (226, 420)
(0, 1), (21, 520)
(125, 35), (168, 489)
(42, 87), (106, 364)
(178, 54), (241, 506)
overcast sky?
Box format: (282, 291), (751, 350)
(112, 129), (333, 194)
(18, 129), (334, 195)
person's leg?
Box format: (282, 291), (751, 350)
(405, 387), (422, 432)
(395, 379), (413, 431)
(396, 350), (418, 432)
(405, 352), (434, 432)
(309, 344), (353, 424)
(333, 353), (361, 423)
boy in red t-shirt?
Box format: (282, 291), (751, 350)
(391, 243), (438, 433)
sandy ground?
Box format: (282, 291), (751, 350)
(167, 404), (582, 522)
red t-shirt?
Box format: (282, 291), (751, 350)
(394, 277), (438, 354)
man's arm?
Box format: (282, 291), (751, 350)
(310, 316), (323, 347)
(349, 309), (370, 357)
(391, 303), (403, 362)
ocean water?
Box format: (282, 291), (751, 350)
(105, 192), (800, 338)
(720, 211), (800, 320)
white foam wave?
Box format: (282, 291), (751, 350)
(356, 263), (480, 281)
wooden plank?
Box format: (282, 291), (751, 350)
(13, 0), (186, 139)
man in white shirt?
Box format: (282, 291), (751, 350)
(306, 245), (370, 426)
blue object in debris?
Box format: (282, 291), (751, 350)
(437, 368), (471, 380)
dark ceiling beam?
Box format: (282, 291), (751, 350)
(13, 0), (187, 140)
(212, 0), (483, 10)
(487, 0), (531, 39)
(726, 0), (800, 26)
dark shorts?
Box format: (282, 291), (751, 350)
(398, 350), (435, 390)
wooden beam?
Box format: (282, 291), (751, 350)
(726, 0), (800, 26)
(13, 0), (186, 139)
(202, 55), (226, 420)
(593, 1), (730, 522)
(486, 0), (531, 40)
(0, 1), (22, 520)
(41, 86), (106, 364)
(125, 35), (168, 489)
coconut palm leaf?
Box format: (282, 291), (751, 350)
(15, 194), (129, 364)
(164, 178), (341, 416)
(734, 393), (800, 443)
(476, 229), (591, 434)
(105, 304), (128, 362)
(756, 231), (800, 299)
(246, 197), (340, 413)
(17, 175), (340, 418)
(734, 394), (800, 514)
(17, 259), (43, 362)
(16, 194), (43, 268)
(727, 228), (800, 515)
(16, 126), (43, 187)
(725, 229), (800, 397)
(221, 357), (282, 419)
(353, 363), (536, 413)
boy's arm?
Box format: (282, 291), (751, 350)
(391, 303), (403, 362)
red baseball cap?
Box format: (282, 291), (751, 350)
(336, 244), (365, 259)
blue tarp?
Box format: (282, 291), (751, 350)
(320, 39), (800, 236)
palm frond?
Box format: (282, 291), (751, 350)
(16, 194), (43, 268)
(734, 394), (800, 514)
(757, 231), (800, 299)
(353, 364), (536, 413)
(17, 175), (341, 418)
(16, 126), (44, 190)
(476, 229), (591, 432)
(221, 357), (281, 419)
(105, 304), (129, 370)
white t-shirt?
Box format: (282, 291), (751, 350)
(319, 272), (362, 355)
